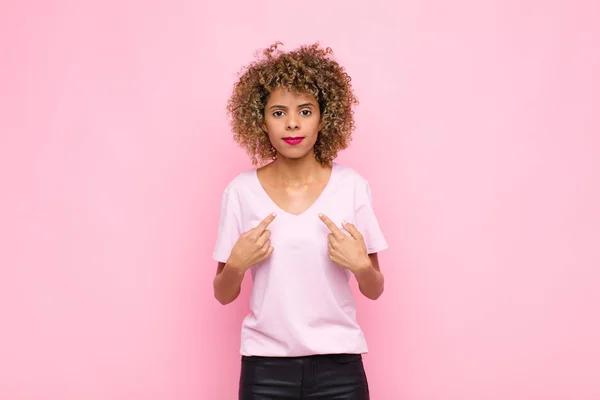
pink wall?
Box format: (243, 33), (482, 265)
(2, 1), (599, 399)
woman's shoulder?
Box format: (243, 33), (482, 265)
(333, 162), (369, 186)
(220, 168), (257, 196)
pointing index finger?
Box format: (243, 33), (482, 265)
(256, 212), (276, 232)
(319, 213), (344, 237)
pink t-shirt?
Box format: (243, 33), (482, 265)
(212, 163), (387, 357)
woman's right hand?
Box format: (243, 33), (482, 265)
(227, 213), (276, 272)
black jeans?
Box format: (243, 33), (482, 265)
(239, 353), (370, 399)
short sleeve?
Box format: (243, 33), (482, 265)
(355, 181), (388, 254)
(212, 189), (243, 263)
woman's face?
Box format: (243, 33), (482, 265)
(262, 88), (322, 161)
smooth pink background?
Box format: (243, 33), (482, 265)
(2, 1), (599, 399)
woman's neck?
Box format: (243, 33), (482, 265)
(267, 153), (330, 185)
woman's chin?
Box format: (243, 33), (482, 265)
(278, 150), (315, 161)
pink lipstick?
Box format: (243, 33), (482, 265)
(282, 137), (305, 145)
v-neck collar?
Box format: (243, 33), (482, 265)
(254, 163), (338, 218)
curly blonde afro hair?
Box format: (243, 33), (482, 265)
(226, 42), (359, 166)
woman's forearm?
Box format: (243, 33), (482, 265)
(353, 261), (384, 300)
(213, 263), (246, 305)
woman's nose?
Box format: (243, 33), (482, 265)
(286, 116), (299, 130)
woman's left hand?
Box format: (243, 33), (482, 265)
(319, 213), (372, 274)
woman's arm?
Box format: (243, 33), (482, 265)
(213, 213), (277, 305)
(353, 253), (384, 300)
(213, 262), (245, 305)
(319, 215), (385, 300)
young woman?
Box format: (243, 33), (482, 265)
(212, 42), (388, 399)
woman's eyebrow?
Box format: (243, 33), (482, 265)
(268, 102), (315, 110)
(268, 104), (287, 110)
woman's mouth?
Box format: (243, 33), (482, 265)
(282, 137), (305, 145)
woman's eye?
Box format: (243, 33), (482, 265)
(300, 110), (312, 116)
(273, 111), (284, 117)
